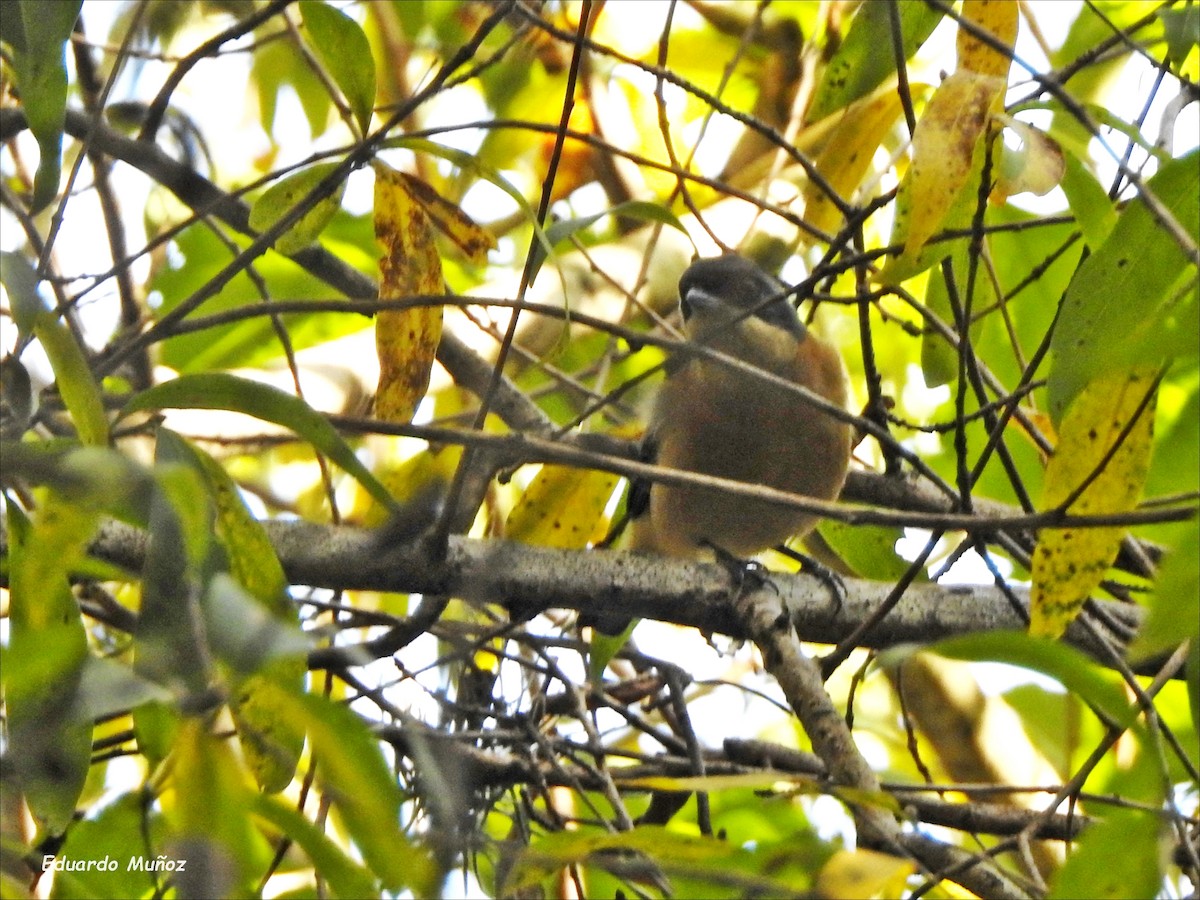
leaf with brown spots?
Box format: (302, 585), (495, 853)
(878, 0), (1017, 284)
(1030, 365), (1157, 638)
(505, 463), (619, 550)
(373, 161), (445, 424)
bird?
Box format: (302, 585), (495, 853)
(595, 254), (853, 634)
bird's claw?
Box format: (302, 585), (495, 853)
(703, 541), (779, 597)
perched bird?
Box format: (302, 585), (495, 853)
(597, 254), (852, 633)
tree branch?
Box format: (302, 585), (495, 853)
(77, 518), (1159, 676)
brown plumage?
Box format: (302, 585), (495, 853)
(597, 255), (852, 634)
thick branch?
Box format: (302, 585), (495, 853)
(732, 584), (1029, 899)
(82, 518), (1153, 672)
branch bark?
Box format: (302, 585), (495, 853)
(79, 518), (1156, 674)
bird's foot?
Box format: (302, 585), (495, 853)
(789, 549), (847, 613)
(702, 541), (779, 598)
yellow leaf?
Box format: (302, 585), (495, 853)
(878, 0), (1015, 285)
(396, 169), (497, 264)
(1030, 366), (1157, 637)
(373, 162), (445, 424)
(506, 464), (620, 550)
(958, 0), (1019, 78)
(992, 115), (1065, 203)
(817, 849), (916, 900)
(350, 443), (461, 527)
(803, 89), (905, 236)
(881, 69), (1005, 284)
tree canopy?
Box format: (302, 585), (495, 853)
(1, 1), (1197, 898)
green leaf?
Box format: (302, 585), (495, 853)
(164, 432), (306, 791)
(121, 373), (395, 510)
(135, 446), (212, 694)
(5, 492), (93, 835)
(808, 0), (944, 121)
(1, 252), (109, 444)
(248, 161), (346, 254)
(250, 24), (332, 138)
(74, 656), (173, 722)
(1048, 149), (1200, 422)
(299, 0), (376, 135)
(815, 521), (915, 581)
(267, 690), (437, 895)
(1130, 516), (1200, 662)
(915, 631), (1137, 729)
(252, 793), (379, 898)
(1, 1), (82, 209)
(1058, 152), (1117, 251)
(49, 793), (167, 899)
(151, 217), (374, 373)
(202, 573), (310, 674)
(171, 719), (272, 897)
(0, 250), (43, 336)
(34, 311), (111, 446)
(1159, 3), (1200, 64)
(1048, 809), (1163, 899)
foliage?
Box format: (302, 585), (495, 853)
(1, 1), (1197, 897)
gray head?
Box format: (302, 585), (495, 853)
(678, 255), (805, 339)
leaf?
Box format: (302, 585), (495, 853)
(299, 0), (376, 136)
(1159, 3), (1200, 64)
(49, 793), (166, 898)
(817, 849), (915, 900)
(136, 437), (212, 693)
(0, 250), (42, 336)
(956, 0), (1020, 78)
(5, 492), (93, 835)
(506, 464), (619, 549)
(34, 311), (111, 446)
(171, 719), (271, 897)
(802, 89), (905, 236)
(74, 656), (173, 722)
(1047, 150), (1200, 421)
(878, 0), (1017, 284)
(202, 573), (310, 675)
(247, 162), (346, 255)
(121, 373), (395, 510)
(1030, 365), (1157, 638)
(170, 434), (306, 791)
(992, 115), (1064, 202)
(816, 521), (916, 582)
(373, 161), (445, 424)
(1058, 152), (1117, 251)
(1, 251), (108, 445)
(921, 631), (1137, 728)
(1048, 809), (1163, 899)
(394, 171), (498, 264)
(808, 0), (944, 122)
(920, 240), (997, 387)
(251, 28), (331, 138)
(879, 69), (1005, 283)
(151, 218), (375, 373)
(1, 1), (82, 209)
(267, 689), (438, 895)
(251, 793), (379, 898)
(1130, 516), (1200, 663)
